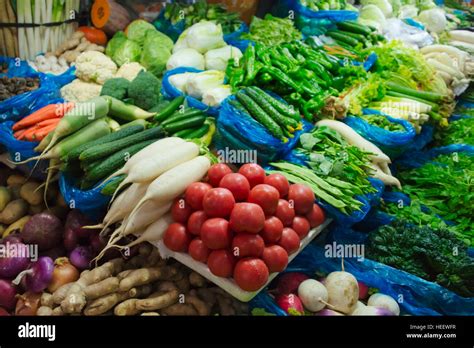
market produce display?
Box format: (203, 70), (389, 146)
(0, 0), (473, 319)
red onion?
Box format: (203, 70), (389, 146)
(13, 257), (54, 293)
(0, 307), (10, 316)
(65, 210), (94, 239)
(63, 227), (79, 251)
(276, 294), (304, 316)
(0, 242), (30, 278)
(70, 246), (93, 270)
(89, 233), (105, 254)
(1, 234), (22, 244)
(276, 272), (310, 295)
(0, 279), (17, 310)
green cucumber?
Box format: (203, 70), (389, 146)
(325, 31), (360, 47)
(154, 96), (185, 122)
(79, 126), (164, 162)
(336, 21), (374, 36)
(83, 139), (155, 186)
(236, 92), (284, 140)
(161, 108), (204, 126)
(172, 128), (199, 138)
(250, 87), (300, 121)
(65, 124), (145, 162)
(183, 124), (210, 139)
(162, 115), (206, 134)
(245, 88), (299, 129)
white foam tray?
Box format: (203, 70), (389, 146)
(152, 219), (332, 302)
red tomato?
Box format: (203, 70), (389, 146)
(203, 188), (235, 218)
(231, 233), (264, 258)
(208, 163), (233, 187)
(262, 245), (289, 272)
(233, 258), (269, 291)
(229, 202), (265, 234)
(248, 184), (280, 215)
(171, 198), (193, 223)
(163, 223), (191, 252)
(306, 204), (325, 228)
(187, 211), (207, 236)
(201, 218), (233, 249)
(279, 228), (300, 255)
(261, 216), (283, 244)
(207, 249), (235, 277)
(292, 216), (310, 240)
(238, 163), (265, 188)
(219, 173), (250, 201)
(275, 199), (295, 227)
(188, 238), (210, 263)
(288, 184), (315, 215)
(185, 182), (212, 210)
(264, 173), (290, 198)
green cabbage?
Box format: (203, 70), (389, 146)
(111, 39), (141, 67)
(140, 30), (172, 76)
(126, 19), (157, 46)
(105, 31), (127, 58)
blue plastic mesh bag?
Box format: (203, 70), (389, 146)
(161, 67), (220, 116)
(0, 57), (75, 122)
(250, 243), (474, 316)
(0, 97), (64, 179)
(343, 109), (416, 158)
(217, 94), (313, 164)
(59, 174), (109, 220)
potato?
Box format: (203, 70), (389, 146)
(20, 182), (44, 205)
(9, 186), (21, 199)
(0, 186), (12, 211)
(3, 215), (31, 238)
(0, 199), (28, 225)
(29, 203), (46, 215)
(7, 174), (26, 186)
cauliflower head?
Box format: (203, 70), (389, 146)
(75, 51), (117, 85)
(115, 62), (146, 81)
(60, 79), (102, 102)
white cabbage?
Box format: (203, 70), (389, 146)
(166, 48), (205, 70)
(168, 72), (197, 93)
(186, 70), (225, 99)
(202, 85), (232, 106)
(184, 21), (226, 54)
(205, 46), (243, 71)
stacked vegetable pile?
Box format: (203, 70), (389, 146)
(162, 162), (326, 292)
(270, 270), (400, 316)
(0, 76), (39, 102)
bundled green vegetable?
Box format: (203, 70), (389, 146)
(396, 152), (474, 245)
(241, 15), (302, 46)
(360, 114), (405, 132)
(434, 117), (474, 146)
(368, 220), (474, 297)
(296, 126), (375, 195)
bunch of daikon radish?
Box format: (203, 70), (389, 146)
(316, 120), (401, 189)
(94, 137), (211, 258)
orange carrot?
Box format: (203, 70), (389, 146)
(36, 118), (61, 128)
(14, 129), (27, 140)
(31, 123), (58, 141)
(12, 102), (74, 131)
(23, 126), (41, 141)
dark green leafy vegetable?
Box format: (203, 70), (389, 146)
(396, 152), (474, 245)
(360, 114), (405, 132)
(368, 220), (474, 297)
(242, 15), (302, 46)
(434, 117), (474, 146)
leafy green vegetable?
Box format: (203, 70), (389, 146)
(368, 220), (474, 297)
(140, 30), (172, 77)
(126, 20), (157, 46)
(336, 73), (385, 115)
(434, 117), (474, 146)
(360, 114), (405, 132)
(242, 15), (302, 46)
(111, 39), (141, 67)
(396, 152), (474, 245)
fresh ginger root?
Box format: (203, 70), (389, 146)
(119, 266), (177, 292)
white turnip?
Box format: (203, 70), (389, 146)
(297, 279), (328, 312)
(325, 271), (359, 314)
(367, 293), (400, 315)
(352, 306), (395, 316)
